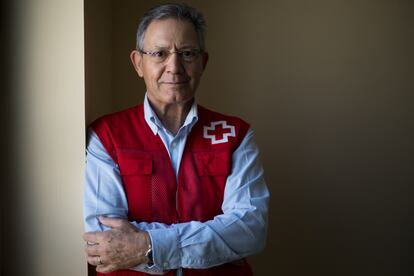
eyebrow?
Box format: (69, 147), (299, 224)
(150, 44), (199, 50)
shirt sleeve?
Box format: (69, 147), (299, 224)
(84, 130), (128, 232)
(83, 130), (168, 275)
(144, 128), (269, 270)
(84, 128), (269, 271)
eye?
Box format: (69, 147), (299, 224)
(150, 50), (167, 58)
(181, 50), (195, 57)
(182, 50), (200, 58)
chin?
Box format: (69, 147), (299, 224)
(163, 90), (194, 103)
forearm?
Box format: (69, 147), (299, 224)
(131, 129), (269, 270)
(84, 128), (269, 271)
(133, 178), (268, 270)
(84, 131), (169, 274)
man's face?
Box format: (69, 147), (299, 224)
(131, 18), (208, 107)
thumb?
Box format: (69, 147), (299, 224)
(98, 216), (126, 228)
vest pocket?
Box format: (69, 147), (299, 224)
(193, 151), (231, 176)
(116, 150), (153, 221)
(117, 152), (153, 175)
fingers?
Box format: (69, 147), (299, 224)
(96, 263), (118, 273)
(84, 229), (113, 244)
(85, 244), (101, 256)
(85, 251), (118, 273)
(83, 231), (100, 244)
(84, 218), (143, 273)
(85, 253), (117, 274)
(87, 255), (103, 266)
(86, 253), (118, 273)
(98, 216), (126, 228)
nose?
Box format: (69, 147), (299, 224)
(165, 52), (184, 74)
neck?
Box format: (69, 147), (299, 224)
(149, 98), (194, 135)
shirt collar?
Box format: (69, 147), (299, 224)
(143, 93), (198, 135)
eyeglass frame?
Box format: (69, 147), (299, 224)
(138, 48), (204, 63)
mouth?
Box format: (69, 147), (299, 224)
(163, 81), (189, 85)
(162, 78), (190, 84)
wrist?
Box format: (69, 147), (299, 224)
(145, 243), (154, 266)
(142, 232), (154, 266)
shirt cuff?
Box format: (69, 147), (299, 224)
(147, 227), (181, 270)
(130, 263), (166, 275)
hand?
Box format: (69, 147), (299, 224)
(83, 216), (151, 273)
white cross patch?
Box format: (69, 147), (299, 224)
(203, 121), (236, 144)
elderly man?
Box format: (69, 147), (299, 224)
(83, 3), (269, 276)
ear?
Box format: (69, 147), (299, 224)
(201, 51), (209, 70)
(130, 50), (144, 77)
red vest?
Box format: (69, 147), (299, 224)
(92, 104), (252, 276)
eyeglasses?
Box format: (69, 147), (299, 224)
(139, 48), (202, 63)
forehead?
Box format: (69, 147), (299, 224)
(143, 18), (199, 48)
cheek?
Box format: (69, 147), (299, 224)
(145, 67), (164, 84)
(187, 65), (205, 78)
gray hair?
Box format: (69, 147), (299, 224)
(136, 3), (207, 51)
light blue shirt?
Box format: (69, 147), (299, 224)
(84, 95), (269, 275)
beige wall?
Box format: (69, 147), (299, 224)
(84, 1), (414, 275)
(3, 0), (86, 275)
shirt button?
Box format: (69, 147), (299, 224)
(171, 142), (177, 148)
(163, 262), (169, 268)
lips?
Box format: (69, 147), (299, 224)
(162, 80), (189, 85)
(163, 79), (189, 83)
(161, 77), (190, 84)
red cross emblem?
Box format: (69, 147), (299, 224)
(203, 121), (236, 144)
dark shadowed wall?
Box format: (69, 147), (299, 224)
(92, 0), (413, 275)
